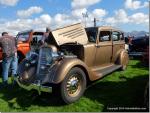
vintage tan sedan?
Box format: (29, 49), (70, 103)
(15, 23), (129, 104)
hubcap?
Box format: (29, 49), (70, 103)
(66, 75), (81, 97)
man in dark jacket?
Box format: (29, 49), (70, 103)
(0, 32), (18, 87)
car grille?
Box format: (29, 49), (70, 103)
(36, 48), (52, 80)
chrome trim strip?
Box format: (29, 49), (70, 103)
(129, 52), (144, 56)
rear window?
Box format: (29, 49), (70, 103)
(112, 31), (124, 41)
(112, 32), (120, 41)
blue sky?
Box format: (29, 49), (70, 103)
(0, 0), (149, 35)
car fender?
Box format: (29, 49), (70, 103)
(115, 49), (129, 65)
(119, 49), (129, 66)
(51, 57), (90, 84)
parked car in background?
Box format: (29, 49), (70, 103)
(128, 35), (149, 58)
(16, 23), (129, 104)
(0, 30), (46, 62)
(17, 30), (46, 62)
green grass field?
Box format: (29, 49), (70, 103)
(0, 60), (149, 112)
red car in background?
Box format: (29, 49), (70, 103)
(0, 30), (46, 62)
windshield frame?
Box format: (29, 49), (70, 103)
(16, 31), (31, 42)
(85, 27), (98, 43)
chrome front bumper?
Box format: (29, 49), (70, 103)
(14, 76), (52, 95)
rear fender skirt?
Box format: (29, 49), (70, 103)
(115, 49), (129, 65)
(119, 50), (129, 66)
(114, 49), (126, 63)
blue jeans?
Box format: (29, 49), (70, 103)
(2, 55), (18, 83)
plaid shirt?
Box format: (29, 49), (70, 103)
(0, 36), (17, 58)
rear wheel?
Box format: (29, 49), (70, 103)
(59, 67), (86, 104)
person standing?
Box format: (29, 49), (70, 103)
(43, 27), (51, 44)
(0, 32), (18, 87)
(128, 35), (133, 52)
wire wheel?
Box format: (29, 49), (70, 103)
(66, 74), (82, 97)
(60, 67), (86, 104)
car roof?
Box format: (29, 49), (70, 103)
(87, 26), (123, 32)
(18, 30), (45, 34)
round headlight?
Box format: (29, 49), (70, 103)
(40, 65), (46, 70)
(30, 60), (36, 64)
(25, 63), (30, 67)
(26, 51), (38, 59)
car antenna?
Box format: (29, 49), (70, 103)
(93, 18), (99, 27)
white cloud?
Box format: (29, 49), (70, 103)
(129, 13), (149, 24)
(33, 0), (102, 29)
(40, 14), (51, 25)
(105, 9), (148, 27)
(0, 0), (19, 6)
(71, 0), (106, 27)
(54, 14), (69, 23)
(125, 0), (149, 10)
(53, 13), (79, 28)
(115, 9), (129, 23)
(92, 9), (107, 18)
(72, 8), (87, 18)
(71, 8), (107, 27)
(17, 6), (43, 18)
(105, 17), (116, 25)
(0, 19), (32, 36)
(0, 14), (52, 35)
(105, 9), (129, 25)
(71, 0), (101, 9)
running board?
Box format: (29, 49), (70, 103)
(93, 64), (122, 78)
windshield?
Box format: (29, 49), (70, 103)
(85, 28), (97, 42)
(17, 32), (30, 42)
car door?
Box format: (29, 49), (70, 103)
(112, 31), (125, 62)
(94, 30), (112, 66)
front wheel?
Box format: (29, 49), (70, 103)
(60, 67), (86, 104)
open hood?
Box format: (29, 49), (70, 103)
(51, 23), (88, 46)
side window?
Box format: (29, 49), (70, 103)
(112, 31), (120, 41)
(99, 31), (111, 42)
